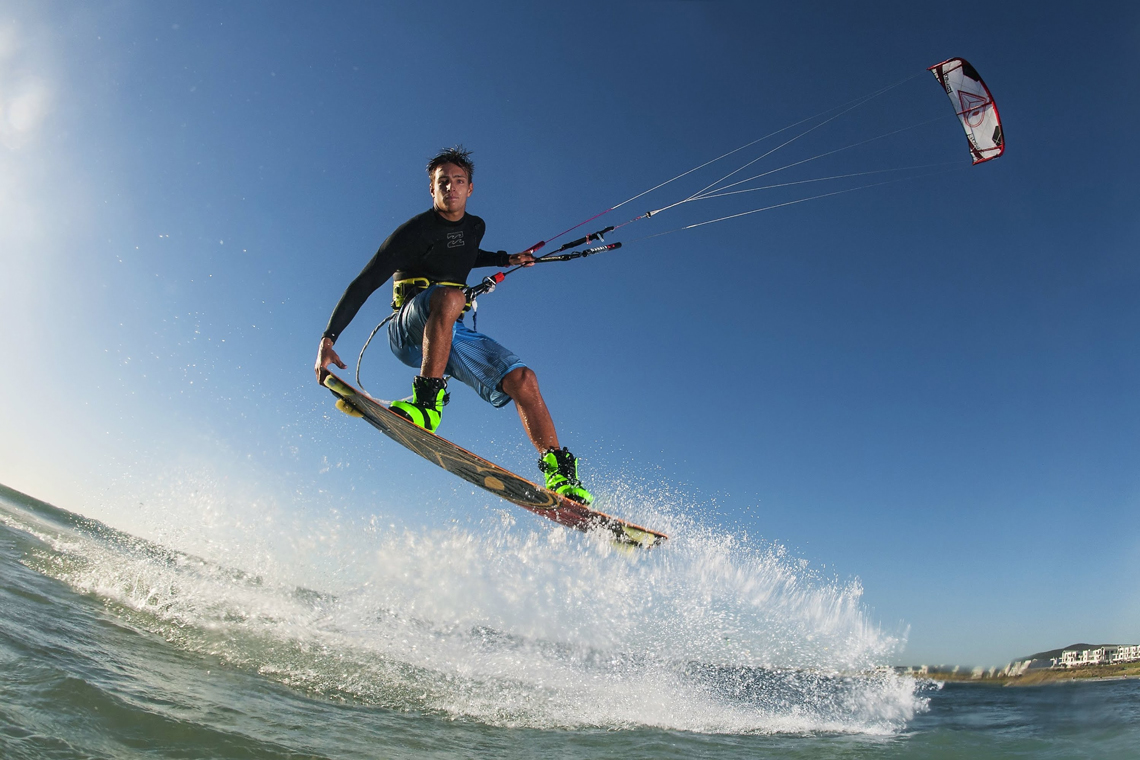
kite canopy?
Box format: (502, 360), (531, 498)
(929, 57), (1004, 164)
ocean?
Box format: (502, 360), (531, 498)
(1, 482), (1136, 759)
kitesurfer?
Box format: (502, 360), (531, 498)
(315, 146), (593, 505)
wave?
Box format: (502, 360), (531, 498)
(0, 480), (925, 734)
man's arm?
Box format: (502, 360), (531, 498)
(474, 249), (511, 268)
(322, 253), (399, 343)
(316, 229), (410, 384)
(475, 249), (535, 268)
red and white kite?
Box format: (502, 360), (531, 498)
(929, 57), (1004, 164)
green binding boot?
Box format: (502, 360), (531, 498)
(390, 375), (449, 432)
(539, 447), (594, 505)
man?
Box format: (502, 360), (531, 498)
(315, 146), (593, 505)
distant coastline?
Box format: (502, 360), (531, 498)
(897, 661), (1140, 687)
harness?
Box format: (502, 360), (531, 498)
(391, 277), (472, 313)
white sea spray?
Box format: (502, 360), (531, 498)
(7, 470), (926, 734)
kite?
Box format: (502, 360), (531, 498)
(929, 57), (1004, 164)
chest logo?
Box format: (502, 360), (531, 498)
(446, 231), (465, 249)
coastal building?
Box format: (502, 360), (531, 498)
(1060, 644), (1140, 668)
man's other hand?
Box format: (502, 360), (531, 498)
(509, 251), (535, 267)
(315, 337), (346, 384)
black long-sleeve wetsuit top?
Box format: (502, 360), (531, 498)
(323, 208), (510, 343)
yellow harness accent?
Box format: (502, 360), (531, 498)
(391, 277), (471, 312)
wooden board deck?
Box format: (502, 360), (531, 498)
(323, 373), (666, 548)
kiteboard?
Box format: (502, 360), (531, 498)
(322, 372), (667, 548)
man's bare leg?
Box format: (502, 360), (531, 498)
(501, 367), (559, 453)
(388, 286), (466, 430)
(421, 286), (466, 377)
(503, 366), (592, 503)
(420, 288), (560, 453)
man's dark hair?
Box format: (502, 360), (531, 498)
(427, 145), (474, 183)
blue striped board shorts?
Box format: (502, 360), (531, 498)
(387, 284), (526, 408)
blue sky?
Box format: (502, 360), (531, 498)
(1, 1), (1137, 666)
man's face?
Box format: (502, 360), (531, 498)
(429, 163), (473, 219)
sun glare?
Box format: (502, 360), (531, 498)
(0, 22), (53, 151)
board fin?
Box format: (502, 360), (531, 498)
(335, 398), (364, 418)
